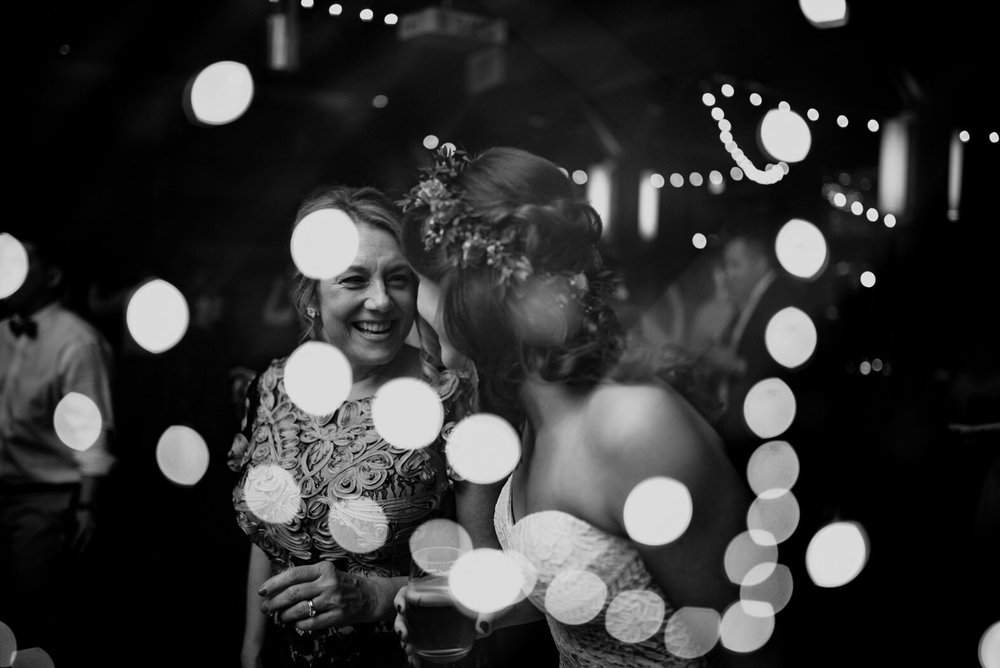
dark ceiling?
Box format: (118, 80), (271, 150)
(11, 0), (997, 303)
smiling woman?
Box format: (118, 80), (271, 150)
(229, 184), (493, 668)
(312, 223), (416, 391)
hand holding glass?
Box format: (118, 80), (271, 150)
(405, 546), (477, 664)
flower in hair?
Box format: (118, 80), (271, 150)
(399, 145), (532, 289)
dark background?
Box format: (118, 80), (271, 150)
(6, 1), (999, 666)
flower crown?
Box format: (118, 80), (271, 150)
(399, 145), (535, 288)
(399, 144), (593, 322)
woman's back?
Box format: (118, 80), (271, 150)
(492, 380), (741, 667)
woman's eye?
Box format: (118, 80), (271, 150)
(339, 276), (366, 287)
(389, 275), (413, 288)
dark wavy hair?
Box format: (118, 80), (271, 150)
(401, 146), (719, 425)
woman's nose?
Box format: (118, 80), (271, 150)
(365, 281), (392, 311)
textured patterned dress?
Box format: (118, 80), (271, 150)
(493, 475), (710, 667)
(231, 357), (475, 667)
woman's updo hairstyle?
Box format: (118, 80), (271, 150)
(401, 147), (624, 424)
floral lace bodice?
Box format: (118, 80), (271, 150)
(232, 358), (473, 577)
(229, 358), (477, 666)
(493, 475), (710, 667)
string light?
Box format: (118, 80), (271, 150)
(702, 86), (790, 185)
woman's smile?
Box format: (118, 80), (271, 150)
(351, 319), (395, 340)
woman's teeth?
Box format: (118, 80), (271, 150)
(354, 321), (391, 333)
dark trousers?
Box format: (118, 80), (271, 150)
(0, 484), (83, 667)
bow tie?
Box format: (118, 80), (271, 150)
(9, 318), (38, 338)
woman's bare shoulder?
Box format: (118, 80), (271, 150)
(587, 383), (694, 441)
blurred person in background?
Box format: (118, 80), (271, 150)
(229, 185), (497, 668)
(637, 246), (736, 397)
(0, 229), (116, 666)
(393, 146), (758, 667)
(699, 227), (813, 474)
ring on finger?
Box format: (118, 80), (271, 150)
(306, 599), (317, 618)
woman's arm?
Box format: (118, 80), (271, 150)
(591, 386), (751, 613)
(242, 545), (271, 668)
(453, 479), (503, 549)
(593, 385), (780, 666)
(453, 478), (545, 628)
(594, 384), (749, 612)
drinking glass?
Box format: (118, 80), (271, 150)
(405, 546), (477, 664)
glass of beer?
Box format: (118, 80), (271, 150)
(405, 546), (477, 663)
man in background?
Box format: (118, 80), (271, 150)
(0, 231), (116, 666)
(702, 228), (812, 472)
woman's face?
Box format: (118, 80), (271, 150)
(315, 222), (416, 378)
(416, 274), (467, 371)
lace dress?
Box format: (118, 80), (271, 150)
(231, 357), (475, 667)
(493, 475), (710, 667)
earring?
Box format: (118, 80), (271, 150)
(306, 306), (318, 318)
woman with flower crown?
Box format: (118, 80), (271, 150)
(392, 146), (759, 667)
(228, 184), (498, 668)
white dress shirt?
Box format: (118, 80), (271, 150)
(0, 302), (116, 485)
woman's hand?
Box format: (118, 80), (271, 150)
(392, 585), (422, 668)
(258, 561), (403, 633)
(393, 585), (496, 668)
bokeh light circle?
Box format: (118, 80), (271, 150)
(187, 60), (254, 126)
(372, 377), (444, 450)
(746, 440), (800, 497)
(328, 497), (388, 554)
(126, 278), (189, 354)
(799, 0), (849, 27)
(289, 208), (361, 280)
(980, 620), (1000, 668)
(544, 570), (608, 625)
(449, 548), (526, 614)
(623, 476), (692, 545)
(155, 425), (210, 486)
(746, 490), (800, 544)
(775, 218), (828, 280)
(0, 620), (15, 667)
(805, 520), (869, 588)
(242, 463), (302, 524)
(409, 518), (473, 564)
(719, 600), (775, 653)
(740, 562), (793, 616)
(284, 341), (353, 416)
(764, 307), (817, 369)
(0, 233), (28, 299)
(445, 413), (521, 484)
(743, 377), (797, 439)
(724, 530), (779, 586)
(664, 606), (719, 659)
(7, 646), (54, 668)
(758, 107), (812, 163)
(605, 590), (666, 643)
(53, 392), (103, 451)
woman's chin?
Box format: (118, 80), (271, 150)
(352, 339), (404, 368)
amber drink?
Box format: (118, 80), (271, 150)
(406, 546), (476, 663)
